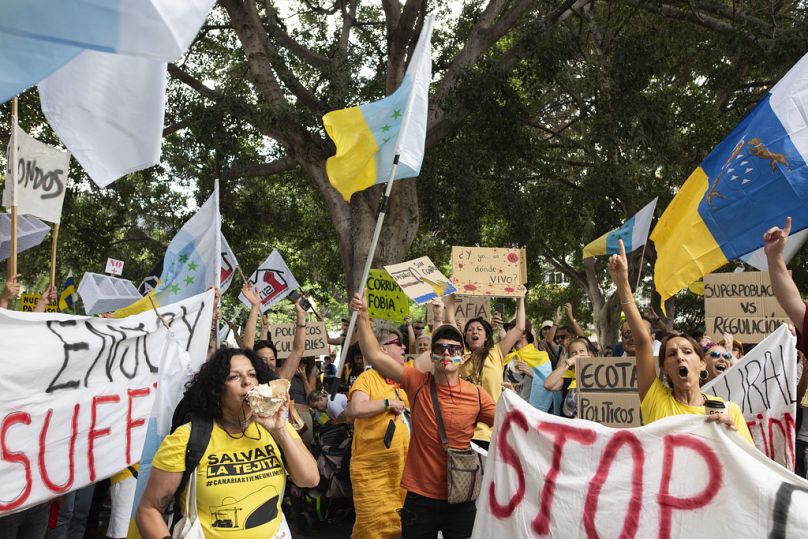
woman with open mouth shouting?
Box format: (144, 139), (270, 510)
(702, 341), (734, 383)
(608, 240), (753, 443)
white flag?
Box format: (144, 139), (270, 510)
(220, 233), (237, 294)
(238, 249), (300, 313)
(3, 124), (70, 223)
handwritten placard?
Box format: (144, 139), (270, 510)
(704, 271), (790, 343)
(451, 246), (527, 297)
(105, 257), (124, 276)
(576, 356), (640, 427)
(366, 269), (409, 323)
(384, 257), (456, 304)
(427, 294), (490, 328)
(18, 293), (58, 313)
(268, 321), (328, 359)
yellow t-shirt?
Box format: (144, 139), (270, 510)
(641, 378), (753, 444)
(461, 345), (504, 442)
(348, 369), (411, 460)
(152, 420), (299, 538)
(110, 462), (139, 484)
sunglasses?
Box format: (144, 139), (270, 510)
(382, 338), (403, 348)
(709, 351), (732, 360)
(432, 343), (464, 355)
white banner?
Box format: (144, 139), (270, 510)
(3, 124), (70, 223)
(0, 290), (214, 515)
(702, 324), (798, 470)
(473, 391), (808, 538)
(238, 249), (299, 313)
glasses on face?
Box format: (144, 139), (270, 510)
(621, 330), (633, 339)
(432, 343), (464, 355)
(709, 351), (732, 360)
(382, 338), (403, 348)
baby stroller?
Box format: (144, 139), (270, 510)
(284, 421), (354, 534)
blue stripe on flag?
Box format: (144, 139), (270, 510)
(606, 215), (636, 254)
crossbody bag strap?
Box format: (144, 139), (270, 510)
(429, 376), (449, 450)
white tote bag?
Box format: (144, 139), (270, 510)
(172, 467), (205, 539)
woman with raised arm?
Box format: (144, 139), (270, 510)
(444, 293), (525, 450)
(350, 292), (496, 538)
(608, 240), (752, 442)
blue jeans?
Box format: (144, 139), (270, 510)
(0, 502), (50, 539)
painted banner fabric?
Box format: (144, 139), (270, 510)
(322, 16), (433, 201)
(702, 324), (797, 470)
(238, 249), (300, 313)
(583, 197), (657, 258)
(0, 290), (214, 516)
(472, 390), (808, 538)
(3, 124), (70, 223)
(651, 51), (808, 307)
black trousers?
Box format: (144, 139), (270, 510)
(400, 491), (476, 539)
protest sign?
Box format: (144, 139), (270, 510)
(704, 271), (790, 342)
(366, 269), (409, 323)
(17, 293), (58, 313)
(384, 256), (456, 304)
(0, 213), (50, 261)
(0, 290), (213, 516)
(105, 257), (124, 276)
(3, 125), (70, 224)
(238, 249), (299, 313)
(576, 356), (640, 427)
(473, 390), (808, 538)
(450, 246), (527, 297)
(268, 321), (329, 359)
(427, 294), (490, 327)
(703, 324), (797, 470)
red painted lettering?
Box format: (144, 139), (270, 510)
(0, 412), (33, 511)
(489, 410), (529, 519)
(88, 395), (120, 482)
(532, 422), (597, 535)
(38, 405), (79, 493)
(126, 388), (150, 463)
(583, 430), (644, 539)
(657, 434), (722, 539)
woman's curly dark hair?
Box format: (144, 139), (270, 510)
(181, 348), (275, 421)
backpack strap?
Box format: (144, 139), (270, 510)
(169, 412), (212, 532)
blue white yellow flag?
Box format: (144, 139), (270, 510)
(583, 198), (658, 258)
(322, 15), (433, 201)
(651, 51), (808, 307)
(58, 270), (77, 311)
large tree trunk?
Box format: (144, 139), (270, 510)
(304, 160), (419, 298)
(582, 258), (621, 349)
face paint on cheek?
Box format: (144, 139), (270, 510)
(452, 355), (462, 364)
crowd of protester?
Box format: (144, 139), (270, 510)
(1, 221), (808, 539)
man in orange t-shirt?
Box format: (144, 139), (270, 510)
(351, 293), (496, 538)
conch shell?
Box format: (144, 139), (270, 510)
(246, 379), (290, 416)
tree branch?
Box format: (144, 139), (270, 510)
(264, 1), (334, 69)
(221, 155), (298, 179)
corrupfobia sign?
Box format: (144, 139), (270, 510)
(473, 391), (808, 538)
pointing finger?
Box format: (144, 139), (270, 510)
(784, 216), (792, 236)
(618, 239), (626, 259)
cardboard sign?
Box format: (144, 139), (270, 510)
(703, 325), (797, 470)
(17, 293), (58, 312)
(384, 256), (456, 304)
(472, 391), (808, 538)
(268, 321), (328, 359)
(2, 125), (70, 224)
(576, 356), (640, 427)
(105, 257), (124, 276)
(704, 271), (790, 343)
(0, 291), (213, 516)
(450, 246), (527, 297)
(366, 269), (409, 323)
(427, 294), (490, 327)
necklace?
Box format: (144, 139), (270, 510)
(674, 393), (706, 406)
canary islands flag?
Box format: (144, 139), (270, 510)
(322, 16), (433, 201)
(651, 52), (808, 307)
(58, 270), (77, 311)
(583, 198), (658, 258)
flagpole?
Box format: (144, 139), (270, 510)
(214, 180), (222, 349)
(8, 97), (19, 281)
(331, 165), (399, 397)
(50, 223), (59, 290)
(635, 241), (647, 293)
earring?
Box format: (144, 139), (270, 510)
(699, 370), (708, 382)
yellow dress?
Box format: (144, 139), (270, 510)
(348, 369), (411, 539)
(460, 346), (504, 442)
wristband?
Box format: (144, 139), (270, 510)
(384, 399), (389, 410)
(296, 323), (307, 328)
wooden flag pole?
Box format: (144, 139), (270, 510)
(50, 223), (60, 289)
(635, 241), (648, 293)
(8, 97), (19, 280)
